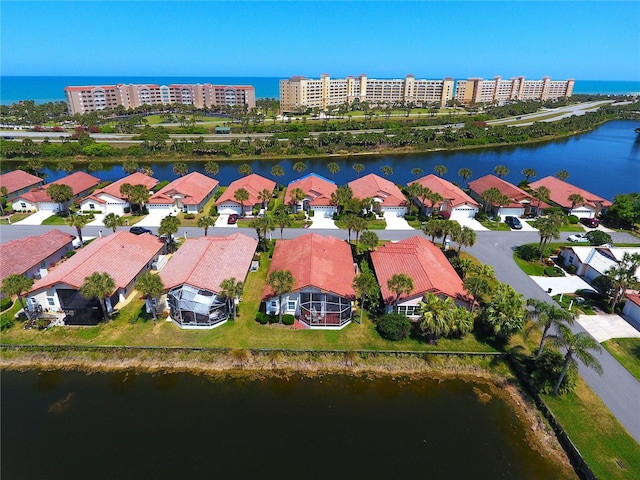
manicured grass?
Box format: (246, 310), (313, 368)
(0, 213), (32, 224)
(558, 224), (586, 232)
(553, 294), (595, 315)
(513, 253), (548, 276)
(41, 214), (71, 225)
(602, 338), (640, 381)
(542, 380), (640, 480)
(0, 300), (22, 326)
(479, 219), (511, 231)
(176, 196), (219, 227)
(334, 218), (387, 230)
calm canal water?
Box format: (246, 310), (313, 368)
(1, 370), (570, 480)
(19, 119), (639, 201)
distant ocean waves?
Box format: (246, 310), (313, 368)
(0, 76), (638, 105)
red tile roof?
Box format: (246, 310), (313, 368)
(159, 233), (257, 292)
(148, 172), (219, 206)
(348, 174), (407, 207)
(14, 188), (51, 204)
(216, 173), (276, 207)
(0, 170), (44, 195)
(409, 174), (479, 209)
(15, 172), (101, 204)
(286, 174), (337, 207)
(468, 174), (537, 208)
(85, 172), (158, 203)
(0, 229), (75, 282)
(263, 234), (355, 299)
(371, 236), (468, 305)
(529, 176), (612, 210)
(625, 293), (640, 308)
(30, 231), (164, 294)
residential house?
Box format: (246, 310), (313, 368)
(13, 172), (101, 213)
(408, 174), (480, 220)
(159, 233), (258, 329)
(371, 236), (470, 319)
(147, 172), (219, 215)
(348, 173), (408, 217)
(529, 176), (612, 219)
(216, 173), (276, 216)
(468, 174), (541, 218)
(80, 172), (158, 215)
(0, 170), (44, 202)
(559, 246), (640, 282)
(27, 230), (164, 325)
(622, 294), (640, 326)
(286, 173), (337, 218)
(263, 234), (356, 329)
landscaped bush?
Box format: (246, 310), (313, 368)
(376, 313), (411, 341)
(294, 211), (306, 220)
(568, 215), (579, 224)
(528, 349), (577, 395)
(268, 314), (279, 324)
(567, 264), (577, 274)
(255, 312), (269, 325)
(0, 315), (14, 331)
(124, 207), (131, 214)
(183, 213), (195, 219)
(515, 244), (541, 262)
(404, 214), (417, 221)
(0, 297), (13, 312)
(252, 205), (261, 216)
(474, 211), (488, 221)
(544, 266), (565, 277)
(282, 314), (295, 326)
(308, 209), (314, 217)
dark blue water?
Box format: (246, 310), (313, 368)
(1, 76), (638, 105)
(1, 370), (569, 480)
(8, 120), (638, 201)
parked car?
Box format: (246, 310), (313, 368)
(227, 214), (239, 225)
(130, 226), (152, 235)
(568, 232), (590, 243)
(504, 216), (522, 230)
(580, 217), (599, 228)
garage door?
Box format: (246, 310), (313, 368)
(450, 207), (478, 220)
(218, 204), (242, 215)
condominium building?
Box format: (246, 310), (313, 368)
(65, 83), (256, 115)
(279, 74), (455, 113)
(454, 76), (574, 104)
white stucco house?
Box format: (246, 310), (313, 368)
(79, 172), (158, 215)
(559, 246), (640, 282)
(286, 173), (337, 218)
(408, 174), (480, 220)
(469, 174), (546, 218)
(215, 173), (276, 216)
(12, 172), (101, 213)
(348, 173), (408, 217)
(529, 176), (612, 219)
(147, 172), (219, 215)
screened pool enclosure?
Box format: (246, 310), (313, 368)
(167, 284), (230, 328)
(298, 292), (352, 328)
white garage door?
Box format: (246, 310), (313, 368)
(218, 204), (242, 215)
(314, 206), (335, 218)
(450, 207), (478, 220)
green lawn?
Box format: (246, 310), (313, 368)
(41, 214), (70, 225)
(602, 338), (640, 381)
(334, 218), (387, 230)
(0, 213), (32, 224)
(513, 253), (548, 276)
(479, 219), (511, 231)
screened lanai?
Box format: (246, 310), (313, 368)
(167, 284), (229, 327)
(299, 291), (352, 328)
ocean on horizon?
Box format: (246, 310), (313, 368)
(0, 76), (638, 105)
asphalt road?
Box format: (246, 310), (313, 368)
(2, 224), (639, 442)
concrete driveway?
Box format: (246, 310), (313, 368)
(575, 313), (640, 343)
(530, 275), (596, 295)
(383, 212), (413, 230)
(136, 211), (174, 227)
(87, 214), (106, 227)
(309, 215), (338, 229)
(454, 217), (489, 231)
(12, 210), (54, 225)
(214, 214), (237, 228)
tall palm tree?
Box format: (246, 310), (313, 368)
(458, 168), (472, 188)
(233, 188), (250, 216)
(359, 230), (379, 252)
(129, 184), (151, 213)
(46, 184), (73, 215)
(65, 214), (89, 247)
(267, 270), (295, 323)
(352, 269), (379, 323)
(258, 188), (272, 209)
(457, 226), (477, 252)
(204, 161), (219, 176)
(533, 217), (560, 260)
(122, 159), (139, 174)
(434, 164), (447, 177)
(1, 274), (34, 320)
(135, 272), (164, 322)
(288, 187), (306, 212)
(481, 187), (501, 214)
(238, 163), (252, 177)
(327, 162), (340, 178)
(172, 162), (188, 177)
(293, 162), (307, 174)
(484, 283), (527, 340)
(380, 165), (393, 177)
(387, 273), (414, 307)
(103, 212), (123, 232)
(534, 186), (551, 211)
(219, 277), (244, 321)
(411, 167), (423, 178)
(271, 164), (285, 179)
(463, 275), (489, 312)
(527, 299), (576, 358)
(422, 218), (444, 243)
(272, 208), (292, 239)
(521, 168), (537, 182)
(197, 215), (216, 236)
(549, 323), (602, 395)
(568, 193), (585, 211)
(158, 215), (181, 250)
(494, 165), (509, 178)
(555, 170), (570, 181)
(80, 272), (116, 323)
(352, 163), (365, 177)
(606, 252), (640, 307)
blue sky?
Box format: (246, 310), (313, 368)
(2, 1), (639, 80)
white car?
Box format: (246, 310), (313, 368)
(568, 232), (589, 243)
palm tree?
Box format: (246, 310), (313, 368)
(521, 168), (537, 182)
(352, 163), (365, 177)
(568, 193), (585, 212)
(411, 167), (424, 178)
(527, 299), (576, 358)
(555, 170), (570, 181)
(238, 163), (252, 177)
(204, 161), (219, 176)
(494, 165), (509, 178)
(46, 184), (73, 215)
(267, 269), (295, 323)
(273, 208), (292, 239)
(135, 272), (164, 322)
(327, 162), (340, 178)
(457, 226), (477, 252)
(288, 187), (306, 212)
(422, 218), (444, 243)
(123, 159), (139, 174)
(605, 252), (640, 307)
(172, 162), (188, 177)
(257, 188), (272, 209)
(458, 168), (472, 188)
(359, 230), (379, 252)
(351, 269), (379, 323)
(1, 274), (34, 320)
(250, 214), (275, 250)
(271, 164), (285, 179)
(549, 323), (602, 395)
(484, 283), (527, 340)
(533, 185), (551, 212)
(233, 188), (250, 216)
(380, 165), (393, 177)
(103, 212), (123, 232)
(481, 187), (501, 213)
(463, 275), (489, 312)
(65, 214), (89, 247)
(434, 164), (447, 177)
(533, 217), (560, 261)
(219, 277), (244, 321)
(387, 273), (414, 307)
(129, 184), (151, 213)
(57, 159), (74, 174)
(293, 162), (307, 174)
(80, 272), (116, 323)
(197, 215), (216, 236)
(158, 215), (181, 250)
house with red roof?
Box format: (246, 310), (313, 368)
(468, 174), (542, 218)
(348, 173), (408, 217)
(0, 230), (75, 293)
(28, 230), (164, 325)
(286, 173), (337, 218)
(529, 176), (612, 219)
(13, 172), (101, 213)
(159, 233), (257, 328)
(0, 170), (44, 201)
(147, 172), (219, 215)
(216, 173), (276, 216)
(263, 234), (356, 329)
(622, 293), (640, 326)
(408, 174), (480, 221)
(79, 172), (158, 215)
(371, 236), (470, 318)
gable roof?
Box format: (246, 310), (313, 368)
(0, 229), (75, 282)
(15, 172), (101, 204)
(159, 233), (257, 292)
(148, 172), (219, 206)
(529, 176), (612, 210)
(468, 174), (536, 208)
(626, 293), (640, 308)
(30, 231), (164, 294)
(348, 174), (407, 207)
(216, 173), (276, 207)
(371, 236), (468, 305)
(409, 174), (479, 209)
(286, 173), (337, 207)
(85, 172), (158, 203)
(263, 234), (355, 299)
(0, 170), (44, 195)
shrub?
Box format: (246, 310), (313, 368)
(0, 297), (13, 312)
(529, 349), (577, 395)
(544, 266), (565, 277)
(567, 264), (577, 274)
(474, 211), (488, 221)
(0, 316), (14, 331)
(308, 209), (315, 217)
(268, 314), (279, 324)
(183, 213), (195, 219)
(252, 205), (261, 216)
(404, 214), (417, 221)
(255, 312), (269, 325)
(282, 314), (295, 326)
(65, 250), (76, 258)
(209, 205), (218, 216)
(267, 199), (275, 211)
(568, 215), (579, 224)
(515, 244), (541, 262)
(124, 207), (131, 214)
(294, 211), (306, 220)
(376, 313), (411, 341)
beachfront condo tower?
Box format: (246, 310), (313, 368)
(454, 76), (575, 104)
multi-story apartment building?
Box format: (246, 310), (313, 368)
(65, 83), (256, 115)
(454, 76), (574, 104)
(279, 74), (455, 113)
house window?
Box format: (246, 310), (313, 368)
(20, 203), (26, 209)
(47, 298), (55, 306)
(287, 301), (295, 311)
(569, 256), (574, 264)
(271, 301), (277, 308)
(89, 204), (95, 209)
